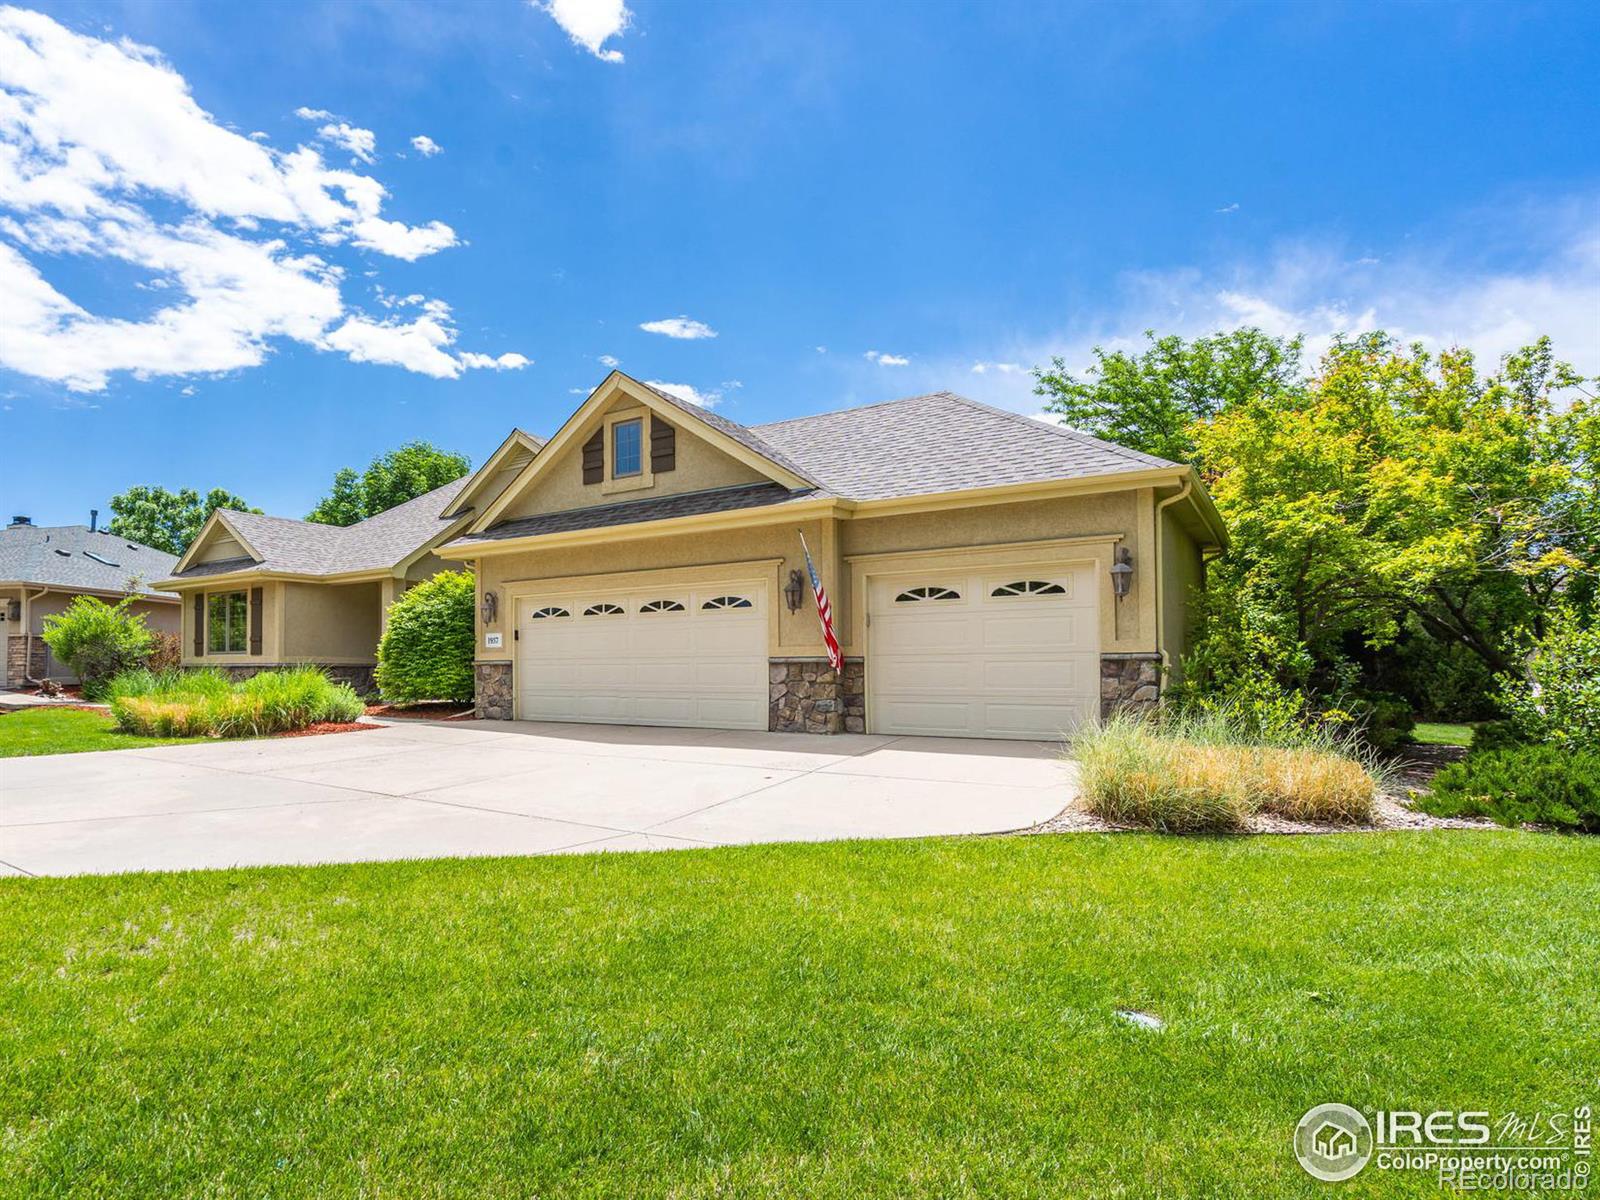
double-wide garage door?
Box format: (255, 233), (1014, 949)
(868, 562), (1099, 740)
(514, 582), (768, 729)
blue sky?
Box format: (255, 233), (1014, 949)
(2, 0), (1597, 526)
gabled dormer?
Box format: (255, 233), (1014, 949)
(468, 373), (816, 534)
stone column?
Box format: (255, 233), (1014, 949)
(475, 661), (514, 720)
(768, 657), (864, 734)
(1100, 652), (1161, 718)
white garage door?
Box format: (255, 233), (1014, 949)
(868, 563), (1099, 740)
(514, 582), (767, 729)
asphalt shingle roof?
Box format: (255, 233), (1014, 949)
(169, 477), (471, 580)
(0, 524), (179, 598)
(456, 483), (821, 545)
(750, 391), (1177, 500)
(450, 389), (1180, 548)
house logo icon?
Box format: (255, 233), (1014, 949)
(1294, 1103), (1374, 1181)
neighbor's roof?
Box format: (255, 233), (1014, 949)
(0, 524), (179, 599)
(450, 389), (1181, 548)
(169, 477), (471, 580)
(750, 391), (1177, 500)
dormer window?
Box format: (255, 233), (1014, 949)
(612, 418), (643, 477)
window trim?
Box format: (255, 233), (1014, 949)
(583, 602), (625, 617)
(894, 585), (962, 603)
(990, 579), (1067, 598)
(530, 605), (571, 620)
(601, 408), (654, 494)
(206, 588), (249, 654)
(611, 416), (644, 478)
(639, 598), (687, 614)
(702, 595), (754, 610)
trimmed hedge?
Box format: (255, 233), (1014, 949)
(1416, 746), (1600, 833)
(375, 571), (475, 705)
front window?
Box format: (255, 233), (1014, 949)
(612, 418), (642, 477)
(207, 590), (248, 653)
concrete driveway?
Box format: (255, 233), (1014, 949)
(0, 720), (1073, 877)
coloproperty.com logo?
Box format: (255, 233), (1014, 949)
(1294, 1102), (1592, 1190)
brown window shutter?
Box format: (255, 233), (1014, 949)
(651, 417), (676, 473)
(582, 429), (604, 484)
(193, 594), (205, 656)
(249, 586), (264, 655)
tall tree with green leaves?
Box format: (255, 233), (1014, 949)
(1036, 328), (1596, 719)
(1034, 329), (1305, 466)
(105, 486), (259, 556)
(307, 442), (470, 526)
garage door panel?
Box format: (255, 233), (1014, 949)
(870, 561), (1099, 740)
(874, 655), (980, 691)
(515, 585), (767, 731)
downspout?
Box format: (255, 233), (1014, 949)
(22, 586), (48, 686)
(1152, 479), (1193, 679)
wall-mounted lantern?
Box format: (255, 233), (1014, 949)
(784, 568), (805, 613)
(480, 589), (499, 625)
(1109, 547), (1134, 599)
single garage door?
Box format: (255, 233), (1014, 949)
(514, 582), (768, 729)
(868, 562), (1099, 739)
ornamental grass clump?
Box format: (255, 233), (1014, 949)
(108, 666), (362, 738)
(1072, 709), (1379, 831)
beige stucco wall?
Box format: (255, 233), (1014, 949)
(496, 398), (768, 523)
(2, 587), (181, 681)
(280, 581), (382, 662)
(192, 532), (249, 563)
(177, 580), (284, 666)
(468, 487), (1166, 663)
(1159, 506), (1206, 682)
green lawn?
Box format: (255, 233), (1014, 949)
(1412, 721), (1476, 747)
(0, 707), (207, 757)
(3, 833), (1595, 1198)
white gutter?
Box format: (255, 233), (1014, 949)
(22, 586), (48, 686)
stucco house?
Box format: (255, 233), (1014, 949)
(154, 431), (546, 693)
(2, 515), (181, 688)
(441, 372), (1225, 739)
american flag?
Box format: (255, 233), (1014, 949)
(798, 532), (843, 673)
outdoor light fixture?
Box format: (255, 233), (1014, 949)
(784, 568), (805, 613)
(1109, 547), (1134, 598)
(480, 590), (499, 625)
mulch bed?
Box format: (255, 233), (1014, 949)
(272, 722), (381, 739)
(364, 702), (477, 722)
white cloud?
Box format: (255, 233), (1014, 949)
(645, 380), (720, 408)
(460, 351), (531, 370)
(864, 350), (909, 366)
(294, 106), (334, 121)
(537, 0), (632, 63)
(0, 9), (516, 391)
(410, 134), (442, 157)
(639, 315), (717, 340)
(1215, 202), (1239, 214)
(897, 206), (1600, 417)
(814, 345), (827, 354)
(598, 353), (619, 367)
(317, 122), (376, 164)
(970, 361), (1023, 375)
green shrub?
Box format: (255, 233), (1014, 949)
(1072, 710), (1380, 832)
(1416, 746), (1600, 833)
(108, 666), (363, 738)
(1497, 606), (1600, 749)
(40, 595), (155, 699)
(375, 570), (475, 704)
(1468, 721), (1528, 756)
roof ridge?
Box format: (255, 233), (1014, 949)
(749, 391), (950, 431)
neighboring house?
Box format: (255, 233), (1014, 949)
(153, 431), (545, 695)
(439, 372), (1226, 739)
(1, 515), (181, 688)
